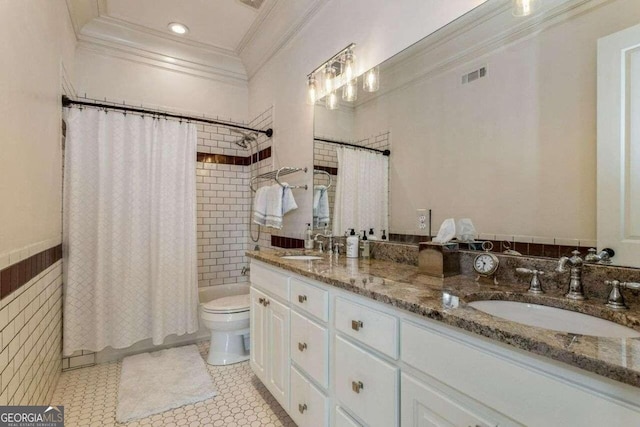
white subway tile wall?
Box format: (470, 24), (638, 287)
(197, 107), (274, 287)
(0, 262), (62, 405)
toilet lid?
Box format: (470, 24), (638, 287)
(202, 294), (250, 313)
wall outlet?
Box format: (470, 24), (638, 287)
(417, 209), (427, 231)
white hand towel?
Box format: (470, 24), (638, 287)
(313, 185), (329, 224)
(265, 184), (284, 229)
(281, 183), (298, 215)
(252, 186), (269, 225)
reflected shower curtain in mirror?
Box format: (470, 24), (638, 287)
(333, 146), (389, 236)
(62, 107), (198, 356)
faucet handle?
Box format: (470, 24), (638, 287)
(516, 268), (545, 294)
(605, 280), (627, 310)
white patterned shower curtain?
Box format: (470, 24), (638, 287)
(62, 107), (198, 356)
(333, 146), (389, 236)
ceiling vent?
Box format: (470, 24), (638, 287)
(238, 0), (265, 9)
(461, 66), (487, 85)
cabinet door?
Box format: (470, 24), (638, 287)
(401, 373), (508, 427)
(250, 287), (267, 381)
(267, 296), (290, 411)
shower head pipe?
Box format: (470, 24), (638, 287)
(62, 95), (274, 138)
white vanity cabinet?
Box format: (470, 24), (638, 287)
(249, 265), (290, 412)
(249, 259), (640, 427)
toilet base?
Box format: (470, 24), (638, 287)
(206, 329), (250, 366)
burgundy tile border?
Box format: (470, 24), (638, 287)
(0, 245), (62, 300)
(313, 165), (338, 175)
(388, 233), (593, 259)
(271, 235), (305, 249)
(197, 146), (271, 166)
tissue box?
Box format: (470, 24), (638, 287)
(418, 242), (460, 277)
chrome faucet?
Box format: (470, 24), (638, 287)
(605, 280), (640, 310)
(584, 248), (615, 265)
(556, 250), (586, 300)
(313, 227), (333, 253)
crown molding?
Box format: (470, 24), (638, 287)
(352, 0), (612, 109)
(78, 16), (248, 85)
(236, 0), (280, 54)
(241, 0), (329, 79)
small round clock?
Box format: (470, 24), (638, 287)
(473, 241), (499, 281)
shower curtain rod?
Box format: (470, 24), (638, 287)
(61, 96), (273, 137)
(314, 137), (390, 156)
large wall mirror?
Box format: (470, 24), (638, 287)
(312, 0), (640, 267)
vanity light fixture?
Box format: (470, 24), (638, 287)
(363, 66), (379, 92)
(306, 43), (365, 108)
(307, 75), (318, 105)
(326, 90), (339, 110)
(342, 78), (357, 102)
(512, 0), (540, 17)
(168, 22), (189, 35)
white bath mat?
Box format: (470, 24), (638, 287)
(116, 345), (216, 422)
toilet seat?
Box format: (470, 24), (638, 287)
(201, 294), (250, 314)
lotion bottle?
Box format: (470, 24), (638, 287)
(346, 229), (359, 258)
(360, 230), (370, 258)
(305, 223), (314, 249)
(368, 228), (378, 241)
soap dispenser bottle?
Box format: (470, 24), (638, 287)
(381, 229), (387, 240)
(305, 223), (314, 249)
(368, 228), (378, 241)
(346, 229), (359, 258)
(360, 230), (370, 258)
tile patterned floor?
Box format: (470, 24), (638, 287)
(51, 342), (296, 427)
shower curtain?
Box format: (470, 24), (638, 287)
(62, 107), (198, 356)
(333, 146), (389, 236)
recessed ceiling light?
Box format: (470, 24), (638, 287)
(168, 22), (189, 35)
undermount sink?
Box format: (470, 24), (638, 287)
(281, 255), (323, 261)
(468, 300), (640, 338)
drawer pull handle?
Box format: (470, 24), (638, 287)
(351, 320), (364, 331)
(298, 295), (307, 303)
(258, 297), (265, 305)
(298, 403), (307, 414)
(351, 380), (364, 393)
(263, 299), (270, 307)
(298, 342), (307, 352)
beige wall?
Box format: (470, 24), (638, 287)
(248, 0), (486, 239)
(346, 0), (640, 243)
(0, 0), (76, 257)
(74, 49), (249, 121)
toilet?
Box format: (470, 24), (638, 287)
(199, 291), (251, 365)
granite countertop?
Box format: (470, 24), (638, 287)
(246, 249), (640, 388)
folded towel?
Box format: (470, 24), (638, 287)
(252, 186), (269, 226)
(265, 184), (284, 229)
(313, 185), (329, 225)
(281, 182), (298, 215)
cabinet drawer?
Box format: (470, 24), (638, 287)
(401, 373), (518, 427)
(250, 261), (289, 301)
(335, 406), (361, 427)
(290, 277), (328, 322)
(290, 366), (328, 427)
(291, 310), (329, 388)
(335, 297), (398, 358)
(334, 335), (398, 427)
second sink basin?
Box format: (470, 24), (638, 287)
(281, 255), (323, 261)
(468, 300), (640, 338)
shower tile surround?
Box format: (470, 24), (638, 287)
(0, 248), (63, 406)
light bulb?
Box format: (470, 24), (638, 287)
(343, 50), (356, 83)
(307, 76), (317, 105)
(168, 22), (189, 35)
(326, 91), (338, 110)
(324, 65), (336, 93)
(363, 67), (379, 92)
(512, 0), (540, 17)
(342, 78), (357, 102)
